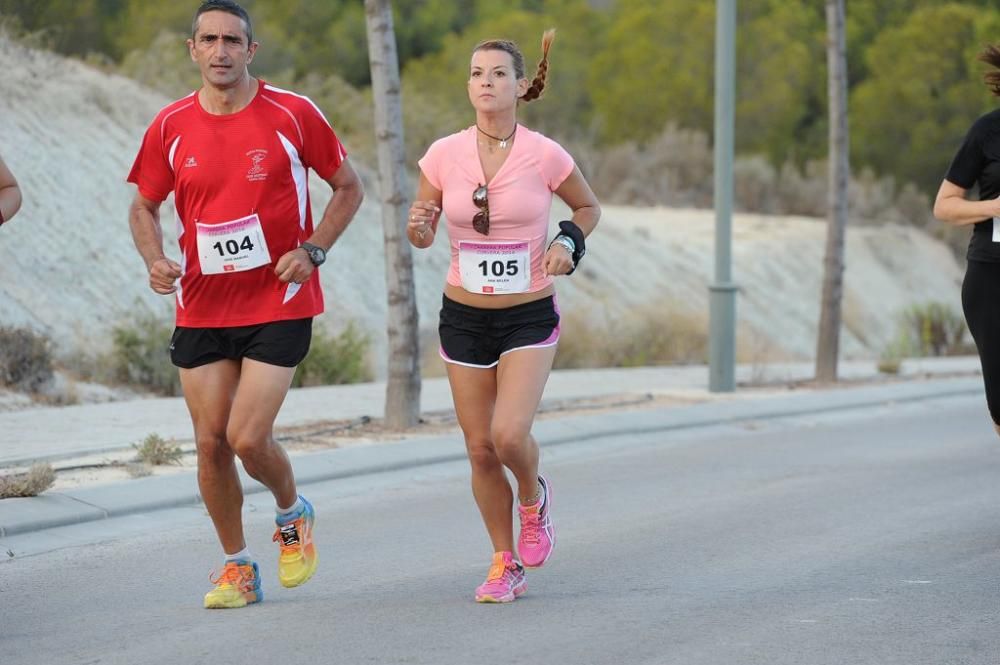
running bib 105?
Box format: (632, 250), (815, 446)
(196, 214), (272, 275)
(459, 240), (530, 294)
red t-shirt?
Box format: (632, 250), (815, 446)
(127, 81), (346, 327)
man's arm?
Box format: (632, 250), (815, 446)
(307, 158), (365, 250)
(129, 192), (182, 294)
(274, 158), (365, 284)
(0, 153), (23, 225)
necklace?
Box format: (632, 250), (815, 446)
(476, 124), (517, 149)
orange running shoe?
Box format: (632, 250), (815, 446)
(203, 560), (262, 609)
(273, 495), (318, 588)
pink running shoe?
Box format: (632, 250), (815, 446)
(475, 551), (526, 603)
(517, 474), (554, 568)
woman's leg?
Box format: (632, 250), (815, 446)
(492, 345), (558, 501)
(962, 260), (1000, 435)
(445, 362), (517, 553)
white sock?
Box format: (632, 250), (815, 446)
(277, 496), (303, 518)
(224, 546), (252, 563)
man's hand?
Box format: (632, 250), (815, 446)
(275, 248), (315, 284)
(149, 257), (182, 294)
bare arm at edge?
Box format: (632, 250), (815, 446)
(933, 179), (1000, 227)
(0, 154), (23, 224)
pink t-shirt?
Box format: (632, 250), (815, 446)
(418, 124), (575, 294)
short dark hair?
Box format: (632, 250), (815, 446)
(192, 0), (254, 44)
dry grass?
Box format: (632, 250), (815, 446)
(555, 304), (708, 370)
(0, 463), (56, 499)
(577, 125), (935, 232)
(0, 326), (54, 393)
(132, 433), (183, 466)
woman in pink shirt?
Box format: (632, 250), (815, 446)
(409, 29), (601, 603)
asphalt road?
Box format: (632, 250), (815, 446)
(3, 393), (1000, 665)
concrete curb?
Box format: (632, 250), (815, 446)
(0, 376), (982, 539)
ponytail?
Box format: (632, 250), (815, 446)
(521, 29), (555, 103)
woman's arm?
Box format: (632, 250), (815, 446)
(933, 179), (1000, 227)
(545, 166), (601, 276)
(0, 154), (23, 225)
(554, 166), (600, 237)
(407, 171), (443, 249)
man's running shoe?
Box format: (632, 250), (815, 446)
(273, 495), (318, 588)
(475, 551), (527, 603)
(203, 560), (262, 609)
(517, 474), (554, 568)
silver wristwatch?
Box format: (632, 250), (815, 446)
(549, 235), (575, 255)
(300, 242), (327, 267)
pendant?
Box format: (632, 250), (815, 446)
(499, 139), (507, 149)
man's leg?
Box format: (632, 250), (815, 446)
(226, 358), (317, 588)
(225, 358), (297, 506)
(179, 359), (244, 554)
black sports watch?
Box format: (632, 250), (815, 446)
(300, 242), (326, 267)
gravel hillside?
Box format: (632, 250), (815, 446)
(0, 37), (964, 377)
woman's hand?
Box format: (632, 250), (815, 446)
(408, 200), (440, 247)
(543, 242), (574, 277)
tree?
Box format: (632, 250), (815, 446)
(364, 0), (421, 428)
(815, 0), (849, 382)
(850, 4), (1000, 194)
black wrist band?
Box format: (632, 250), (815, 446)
(556, 220), (586, 274)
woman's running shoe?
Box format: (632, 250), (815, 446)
(475, 551), (527, 603)
(517, 475), (554, 568)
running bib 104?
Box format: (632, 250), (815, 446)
(196, 214), (272, 275)
(459, 240), (530, 294)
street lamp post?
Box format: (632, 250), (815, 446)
(709, 0), (737, 393)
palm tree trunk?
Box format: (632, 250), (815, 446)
(364, 0), (421, 427)
(815, 0), (850, 382)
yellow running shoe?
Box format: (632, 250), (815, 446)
(203, 560), (262, 609)
(273, 495), (317, 588)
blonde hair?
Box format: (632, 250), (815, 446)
(473, 29), (555, 103)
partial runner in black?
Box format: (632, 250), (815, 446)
(934, 43), (1000, 434)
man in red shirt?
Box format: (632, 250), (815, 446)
(126, 0), (364, 609)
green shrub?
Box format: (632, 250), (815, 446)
(111, 314), (179, 396)
(901, 302), (969, 357)
(293, 322), (374, 387)
(0, 326), (54, 392)
(0, 463), (56, 499)
(877, 333), (913, 375)
(132, 433), (183, 466)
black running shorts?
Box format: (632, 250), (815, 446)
(169, 318), (313, 369)
(438, 295), (560, 368)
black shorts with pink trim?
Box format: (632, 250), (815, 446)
(438, 294), (560, 369)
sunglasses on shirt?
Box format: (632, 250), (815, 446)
(472, 183), (489, 235)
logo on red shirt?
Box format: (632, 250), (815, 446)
(246, 149), (268, 182)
